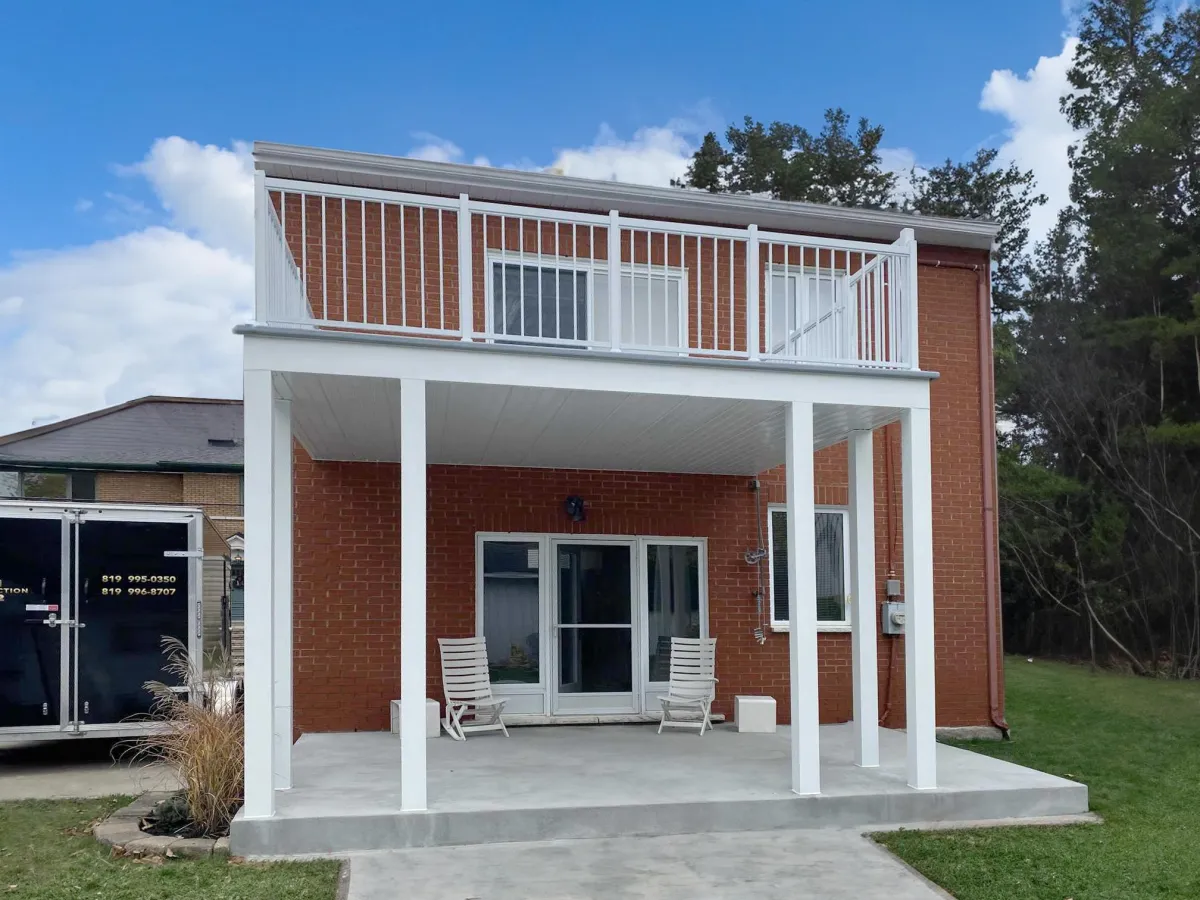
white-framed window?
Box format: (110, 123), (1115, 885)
(485, 253), (687, 350)
(488, 257), (592, 343)
(477, 537), (545, 688)
(765, 267), (847, 359)
(767, 504), (850, 630)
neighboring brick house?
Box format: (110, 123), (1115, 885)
(0, 396), (244, 650)
(238, 143), (1004, 821)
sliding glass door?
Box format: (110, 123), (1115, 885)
(477, 534), (707, 718)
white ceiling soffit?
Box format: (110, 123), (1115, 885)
(254, 142), (1000, 252)
(281, 374), (902, 475)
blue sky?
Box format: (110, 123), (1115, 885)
(0, 0), (1080, 432)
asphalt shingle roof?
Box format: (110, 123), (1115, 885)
(0, 397), (243, 470)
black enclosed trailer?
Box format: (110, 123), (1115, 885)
(0, 501), (206, 744)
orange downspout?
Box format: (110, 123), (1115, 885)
(920, 257), (1010, 737)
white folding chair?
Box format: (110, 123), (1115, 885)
(438, 637), (509, 741)
(658, 637), (718, 736)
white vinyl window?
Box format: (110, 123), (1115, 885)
(489, 259), (591, 343)
(766, 268), (847, 359)
(767, 505), (850, 630)
(486, 254), (686, 350)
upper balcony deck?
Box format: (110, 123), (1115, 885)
(251, 144), (997, 375)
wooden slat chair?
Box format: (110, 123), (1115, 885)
(657, 637), (718, 736)
(437, 637), (509, 741)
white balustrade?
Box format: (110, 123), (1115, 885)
(256, 176), (918, 370)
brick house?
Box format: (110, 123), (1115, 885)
(0, 396), (243, 649)
(238, 142), (1007, 826)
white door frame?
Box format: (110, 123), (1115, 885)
(550, 536), (639, 716)
(474, 533), (552, 716)
(475, 531), (709, 720)
(638, 537), (708, 712)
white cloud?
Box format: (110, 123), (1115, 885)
(407, 133), (490, 167)
(409, 118), (704, 187)
(408, 132), (464, 163)
(73, 198), (93, 214)
(547, 121), (697, 186)
(878, 146), (920, 202)
(130, 137), (255, 259)
(0, 140), (252, 434)
(980, 37), (1082, 242)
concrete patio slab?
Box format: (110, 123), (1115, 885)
(344, 828), (952, 900)
(231, 722), (1087, 856)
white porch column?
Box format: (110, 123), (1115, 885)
(400, 378), (428, 811)
(271, 395), (293, 790)
(848, 430), (879, 767)
(242, 369), (276, 818)
(785, 400), (821, 796)
(901, 407), (937, 789)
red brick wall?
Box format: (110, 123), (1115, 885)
(289, 250), (996, 737)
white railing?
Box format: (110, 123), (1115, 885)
(758, 229), (915, 368)
(255, 176), (920, 369)
(255, 172), (311, 327)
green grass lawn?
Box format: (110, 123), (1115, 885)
(877, 657), (1200, 899)
(0, 797), (339, 900)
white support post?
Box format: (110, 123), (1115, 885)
(785, 400), (821, 796)
(849, 430), (879, 768)
(608, 210), (622, 351)
(746, 224), (760, 360)
(242, 368), (276, 819)
(271, 395), (293, 790)
(902, 406), (937, 789)
(399, 378), (428, 811)
(899, 227), (918, 370)
(458, 193), (472, 341)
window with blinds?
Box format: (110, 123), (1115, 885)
(769, 507), (848, 627)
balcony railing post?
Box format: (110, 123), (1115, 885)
(608, 210), (621, 351)
(899, 227), (918, 369)
(254, 170), (268, 323)
(746, 224), (760, 360)
(458, 193), (473, 341)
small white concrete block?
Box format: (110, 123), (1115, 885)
(390, 699), (440, 738)
(734, 695), (776, 733)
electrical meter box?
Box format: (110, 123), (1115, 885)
(881, 601), (906, 635)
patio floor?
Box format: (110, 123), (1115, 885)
(231, 722), (1088, 856)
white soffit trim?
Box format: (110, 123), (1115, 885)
(253, 142), (1000, 252)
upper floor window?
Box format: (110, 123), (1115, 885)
(766, 268), (846, 359)
(490, 261), (590, 343)
(0, 470), (95, 501)
(486, 255), (686, 351)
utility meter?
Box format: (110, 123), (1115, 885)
(881, 601), (906, 635)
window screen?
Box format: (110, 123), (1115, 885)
(770, 509), (847, 624)
(491, 263), (588, 342)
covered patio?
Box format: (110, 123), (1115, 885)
(230, 722), (1088, 855)
(239, 341), (942, 819)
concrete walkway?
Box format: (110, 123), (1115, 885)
(345, 828), (949, 900)
(0, 739), (179, 801)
